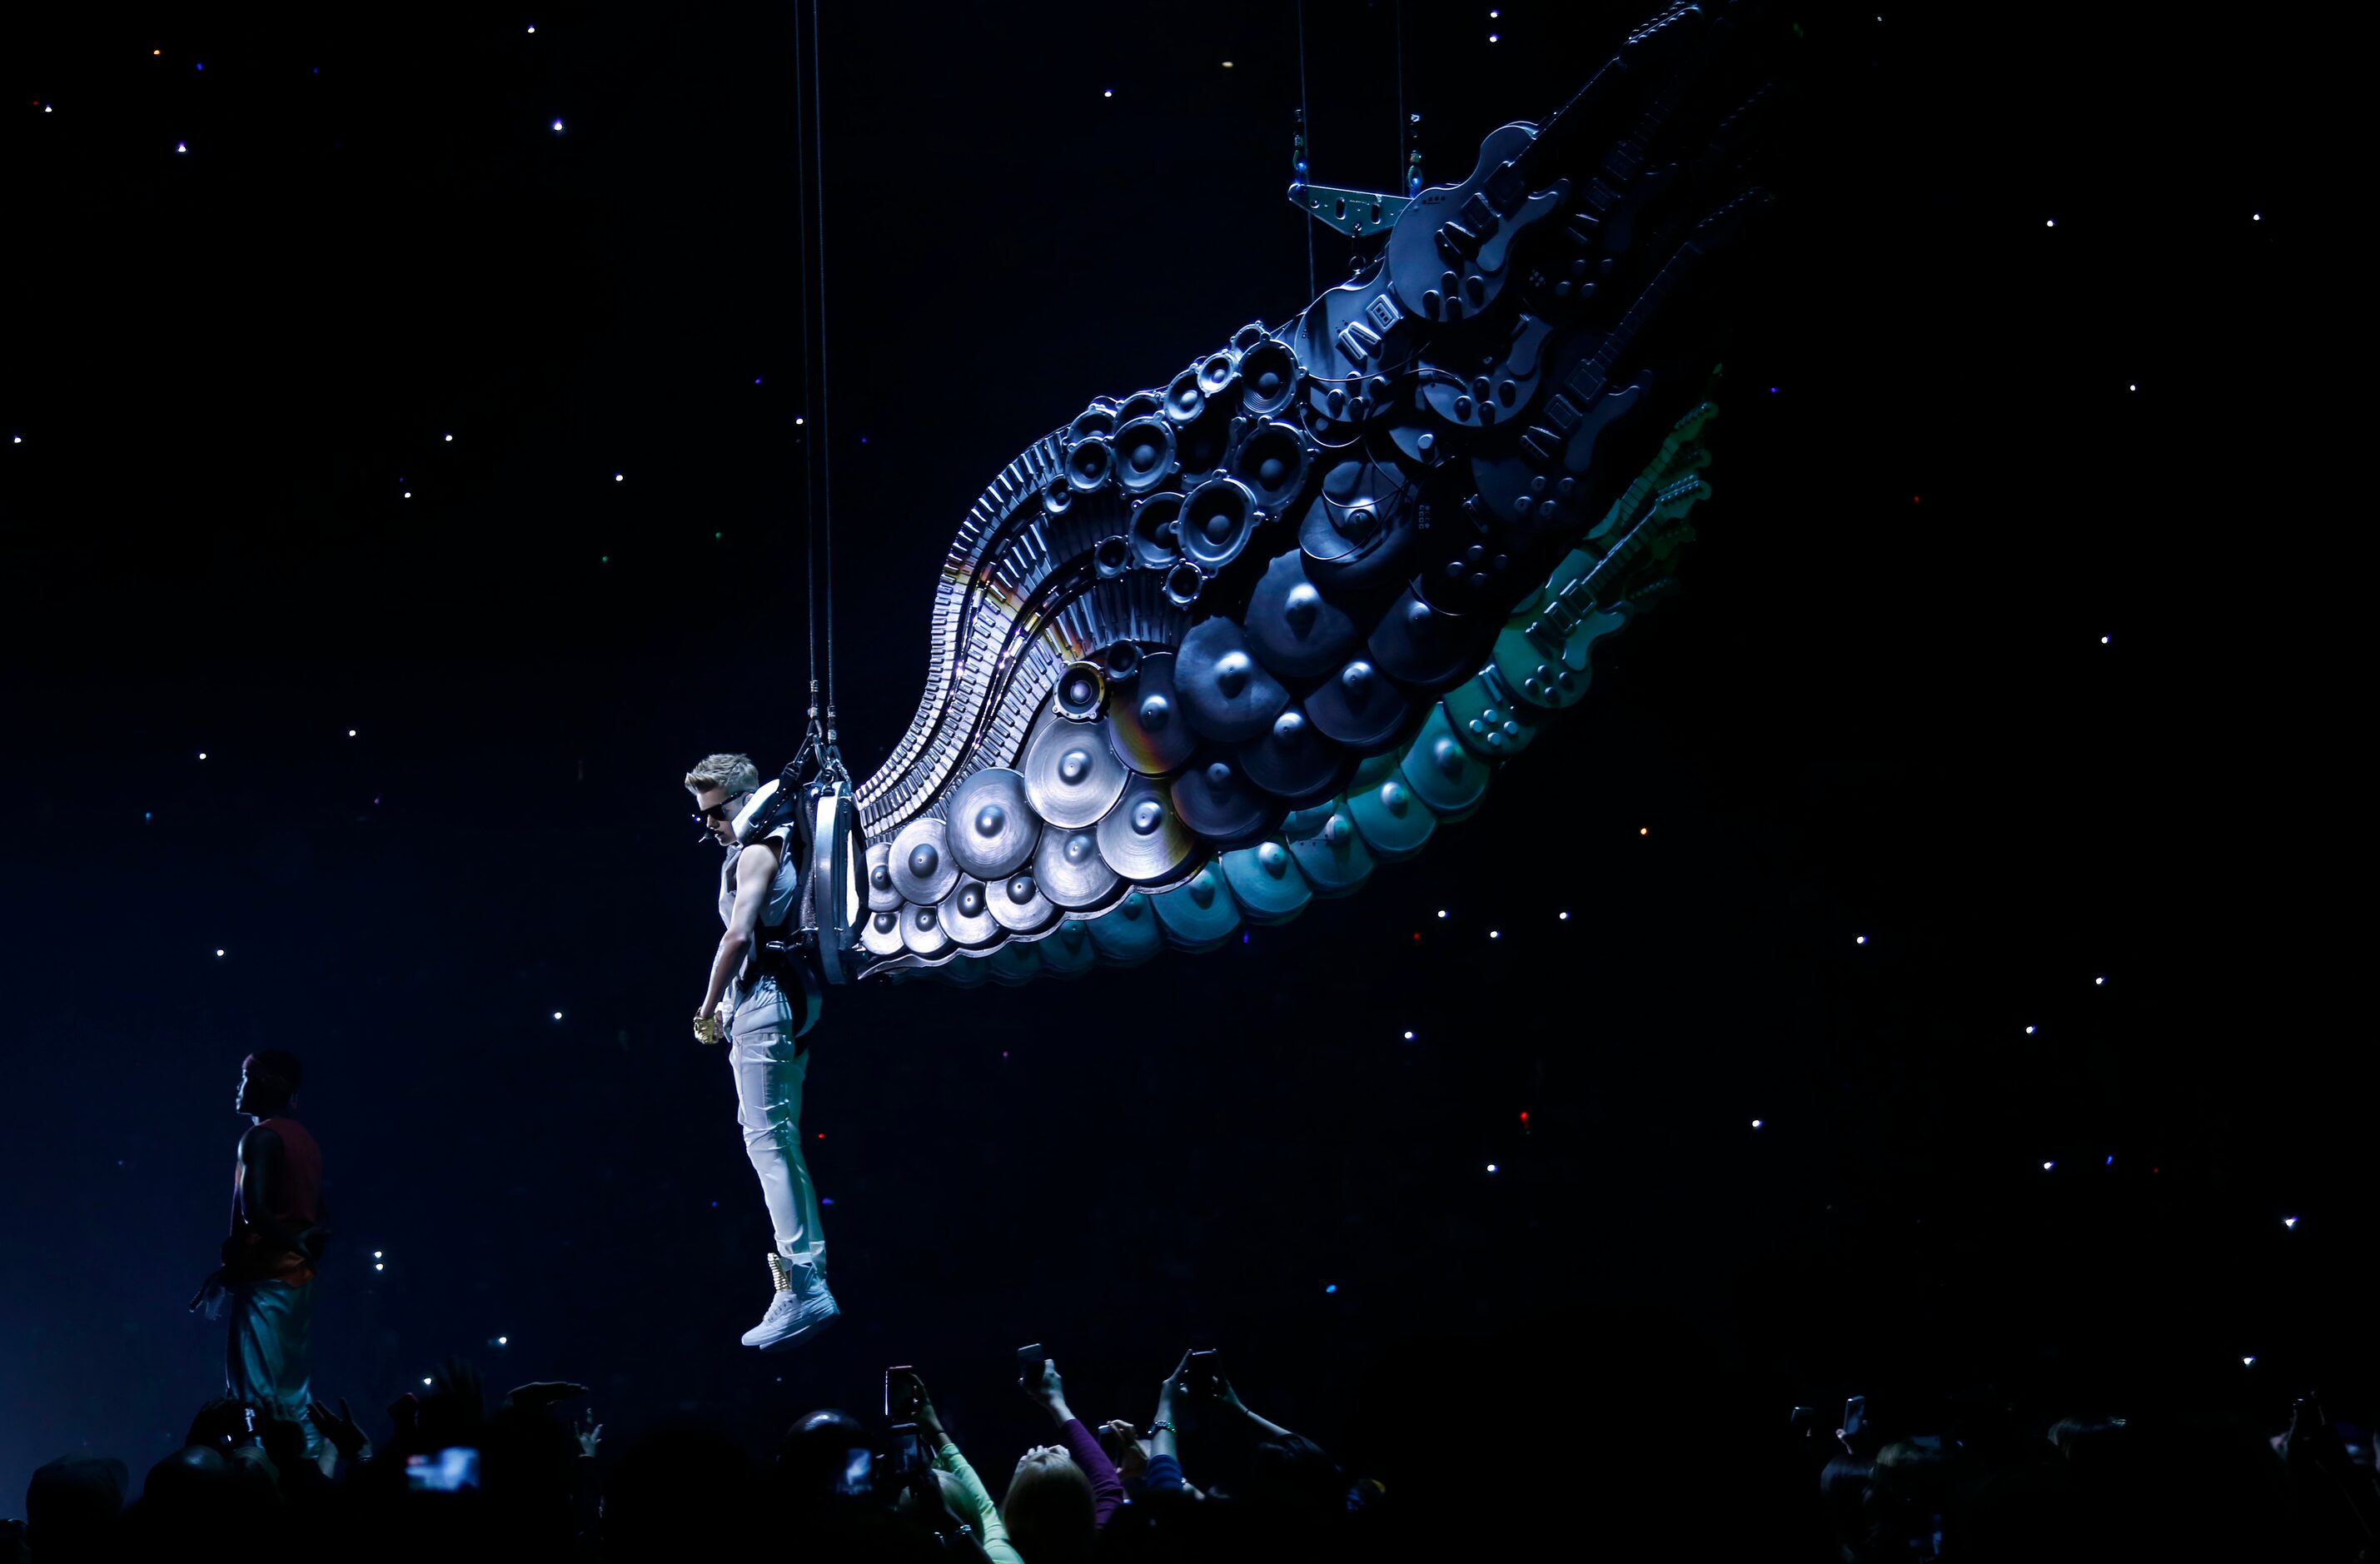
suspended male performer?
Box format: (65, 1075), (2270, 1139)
(188, 1049), (332, 1469)
(686, 751), (840, 1351)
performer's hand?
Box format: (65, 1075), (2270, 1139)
(187, 1268), (228, 1316)
(692, 1011), (724, 1045)
(575, 1409), (603, 1458)
(306, 1398), (370, 1462)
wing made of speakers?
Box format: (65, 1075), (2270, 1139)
(846, 1), (1787, 985)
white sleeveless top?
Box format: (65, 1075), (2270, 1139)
(719, 824), (801, 1009)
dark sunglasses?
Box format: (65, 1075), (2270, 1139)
(693, 792), (749, 826)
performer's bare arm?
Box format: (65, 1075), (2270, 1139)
(235, 1126), (308, 1257)
(698, 837), (781, 1022)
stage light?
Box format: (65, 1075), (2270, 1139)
(2043, 1161), (2054, 1170)
(2025, 1025), (2036, 1034)
(375, 1263), (384, 1272)
(375, 1252), (383, 1258)
(217, 949), (225, 957)
(199, 752), (207, 759)
(348, 730), (356, 736)
(1222, 60), (1234, 67)
(1325, 1283), (1337, 1293)
(1403, 1030), (1413, 1039)
(498, 1335), (509, 1344)
(2095, 975), (2106, 984)
(424, 1377), (433, 1386)
(1486, 1164), (1497, 1173)
(552, 1011), (563, 1020)
(1436, 909), (1447, 918)
(2253, 212), (2260, 221)
(1489, 929), (1500, 939)
(1559, 911), (1569, 919)
(2284, 1217), (2298, 1228)
(177, 142), (187, 153)
(1751, 1118), (1762, 1128)
(444, 433), (453, 441)
(2046, 219), (2054, 227)
(1639, 826), (1648, 835)
(552, 120), (564, 132)
(403, 491), (411, 498)
(1489, 32), (1499, 41)
(528, 25), (536, 32)
(614, 472), (623, 481)
(1103, 89), (1113, 98)
(1855, 934), (1866, 944)
(2100, 635), (2110, 644)
(795, 416), (805, 425)
(2243, 1357), (2256, 1367)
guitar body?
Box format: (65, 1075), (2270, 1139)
(1387, 123), (1551, 322)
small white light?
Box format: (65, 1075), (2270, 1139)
(424, 1377), (433, 1386)
(614, 472), (623, 481)
(2043, 1161), (2054, 1170)
(1559, 911), (1570, 920)
(2045, 218), (2054, 227)
(1221, 60), (1233, 67)
(375, 1263), (384, 1271)
(1436, 909), (1447, 919)
(2253, 212), (2260, 221)
(794, 416), (805, 426)
(2095, 976), (2106, 985)
(444, 433), (454, 441)
(198, 751), (208, 760)
(1103, 88), (1113, 98)
(1855, 934), (1867, 944)
(1751, 1118), (1763, 1128)
(348, 729), (356, 736)
(177, 142), (187, 153)
(374, 1251), (383, 1258)
(498, 1335), (509, 1344)
(402, 491), (411, 498)
(1489, 929), (1500, 939)
(2100, 635), (2111, 644)
(216, 949), (226, 957)
(1486, 1163), (1497, 1173)
(552, 119), (564, 132)
(1488, 33), (1499, 42)
(2129, 384), (2137, 391)
(1403, 1030), (1414, 1039)
(528, 24), (536, 32)
(2283, 1217), (2298, 1229)
(2025, 1025), (2036, 1035)
(2243, 1357), (2256, 1367)
(553, 1011), (563, 1020)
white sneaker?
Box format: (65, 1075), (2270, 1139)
(744, 1263), (839, 1352)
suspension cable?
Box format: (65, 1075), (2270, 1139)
(1296, 0), (1316, 301)
(806, 0), (841, 777)
(793, 0), (820, 750)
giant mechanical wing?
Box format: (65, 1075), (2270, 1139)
(752, 2), (1794, 988)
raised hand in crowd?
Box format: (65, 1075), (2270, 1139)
(574, 1408), (603, 1460)
(1096, 1420), (1149, 1478)
(306, 1399), (370, 1464)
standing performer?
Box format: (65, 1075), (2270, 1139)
(686, 751), (839, 1351)
(187, 1049), (331, 1469)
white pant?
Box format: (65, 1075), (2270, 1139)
(730, 975), (827, 1270)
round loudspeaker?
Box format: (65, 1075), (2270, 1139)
(1231, 418), (1311, 511)
(1164, 367), (1205, 426)
(1164, 560), (1206, 606)
(1178, 475), (1258, 573)
(1237, 338), (1298, 415)
(1065, 434), (1115, 492)
(1056, 660), (1106, 721)
(1068, 402), (1117, 444)
(1196, 351), (1237, 396)
(1129, 491), (1184, 569)
(1115, 389), (1163, 424)
(1112, 416), (1177, 495)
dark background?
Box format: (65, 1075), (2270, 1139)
(0, 0), (2359, 1517)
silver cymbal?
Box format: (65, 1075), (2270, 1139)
(1094, 777), (1197, 883)
(1107, 651), (1198, 776)
(889, 816), (960, 904)
(860, 905), (906, 957)
(1174, 617), (1287, 743)
(1243, 547), (1357, 678)
(987, 868), (1060, 934)
(865, 840), (902, 912)
(1366, 584), (1494, 692)
(945, 767), (1040, 880)
(941, 877), (1001, 948)
(1304, 654), (1415, 752)
(1237, 705), (1352, 806)
(1022, 709), (1128, 828)
(1170, 750), (1276, 842)
(899, 899), (954, 959)
(1034, 824), (1123, 909)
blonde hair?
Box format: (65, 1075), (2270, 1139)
(685, 752), (759, 799)
(1003, 1449), (1094, 1564)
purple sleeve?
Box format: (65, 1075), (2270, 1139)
(1059, 1417), (1126, 1530)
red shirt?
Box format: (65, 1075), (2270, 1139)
(232, 1115), (323, 1282)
